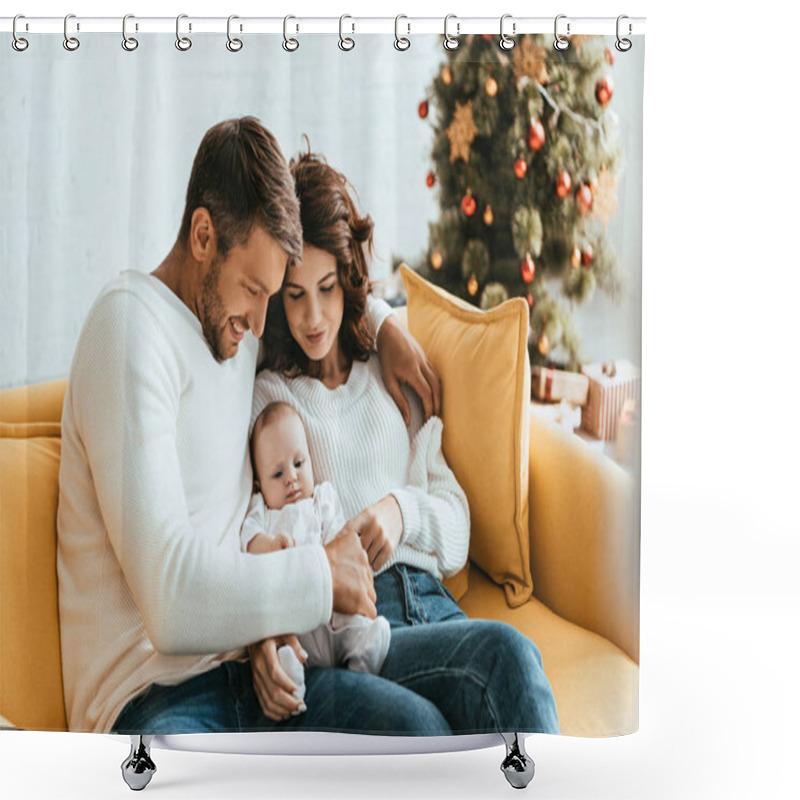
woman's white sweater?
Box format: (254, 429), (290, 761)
(252, 356), (470, 580)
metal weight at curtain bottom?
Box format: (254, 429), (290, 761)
(121, 735), (157, 791)
(116, 733), (535, 789)
(500, 733), (536, 789)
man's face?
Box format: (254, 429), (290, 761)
(199, 226), (287, 362)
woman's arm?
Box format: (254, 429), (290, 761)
(390, 415), (470, 577)
(345, 411), (470, 578)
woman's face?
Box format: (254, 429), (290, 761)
(282, 244), (344, 364)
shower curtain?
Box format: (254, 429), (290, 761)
(0, 22), (644, 744)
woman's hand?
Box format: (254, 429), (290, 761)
(345, 495), (403, 572)
(248, 635), (307, 721)
(376, 314), (441, 425)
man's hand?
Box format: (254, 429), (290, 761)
(376, 314), (441, 425)
(247, 532), (294, 554)
(324, 529), (377, 619)
(344, 495), (403, 572)
(248, 635), (307, 721)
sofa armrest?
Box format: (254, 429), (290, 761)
(528, 414), (640, 663)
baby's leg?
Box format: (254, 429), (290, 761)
(331, 614), (391, 675)
(299, 626), (336, 669)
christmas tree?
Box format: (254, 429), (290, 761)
(415, 34), (624, 370)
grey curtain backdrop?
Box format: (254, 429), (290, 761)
(0, 34), (643, 389)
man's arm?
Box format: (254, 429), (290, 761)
(70, 290), (332, 655)
(366, 294), (442, 425)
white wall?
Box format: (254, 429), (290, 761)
(0, 31), (644, 389)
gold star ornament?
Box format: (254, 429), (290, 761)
(446, 100), (479, 164)
(513, 36), (550, 87)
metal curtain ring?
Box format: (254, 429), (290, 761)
(339, 15), (355, 51)
(63, 13), (80, 51)
(122, 14), (138, 51)
(12, 14), (29, 51)
(499, 14), (516, 50)
(283, 15), (299, 51)
(553, 14), (570, 51)
(443, 14), (459, 51)
(227, 15), (243, 52)
(615, 14), (632, 52)
(394, 15), (410, 51)
(176, 14), (192, 51)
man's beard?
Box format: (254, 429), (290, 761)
(199, 256), (230, 362)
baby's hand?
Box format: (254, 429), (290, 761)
(247, 532), (295, 554)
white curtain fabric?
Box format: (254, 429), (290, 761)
(1, 33), (643, 388)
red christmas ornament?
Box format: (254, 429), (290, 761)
(418, 100), (429, 119)
(527, 119), (545, 152)
(556, 169), (572, 198)
(581, 243), (594, 267)
(426, 171), (436, 188)
(576, 184), (593, 215)
(520, 253), (536, 284)
(482, 34), (493, 41)
(526, 293), (534, 309)
(604, 47), (615, 66)
(514, 158), (527, 179)
(595, 75), (614, 105)
(461, 192), (477, 217)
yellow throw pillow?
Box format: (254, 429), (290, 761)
(0, 422), (68, 731)
(400, 265), (533, 607)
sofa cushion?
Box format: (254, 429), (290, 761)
(458, 566), (639, 737)
(401, 265), (533, 607)
(0, 378), (67, 425)
(0, 422), (68, 731)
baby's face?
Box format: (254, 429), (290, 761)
(253, 412), (314, 510)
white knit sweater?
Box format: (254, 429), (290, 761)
(57, 272), (390, 733)
(251, 357), (470, 580)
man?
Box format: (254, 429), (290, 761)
(56, 117), (441, 734)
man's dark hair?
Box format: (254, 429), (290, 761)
(179, 117), (302, 264)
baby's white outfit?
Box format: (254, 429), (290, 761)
(241, 481), (391, 700)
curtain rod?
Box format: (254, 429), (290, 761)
(1, 15), (646, 37)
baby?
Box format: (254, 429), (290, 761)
(242, 401), (391, 707)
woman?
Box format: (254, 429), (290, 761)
(250, 148), (559, 736)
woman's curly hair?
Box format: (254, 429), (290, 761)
(260, 142), (374, 377)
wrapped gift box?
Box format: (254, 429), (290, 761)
(531, 366), (589, 405)
(581, 360), (641, 440)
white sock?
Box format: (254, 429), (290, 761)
(345, 616), (391, 675)
(277, 645), (306, 704)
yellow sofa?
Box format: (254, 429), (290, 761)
(0, 377), (638, 737)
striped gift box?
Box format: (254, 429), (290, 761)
(580, 360), (641, 440)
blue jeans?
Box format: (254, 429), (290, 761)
(112, 565), (559, 736)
